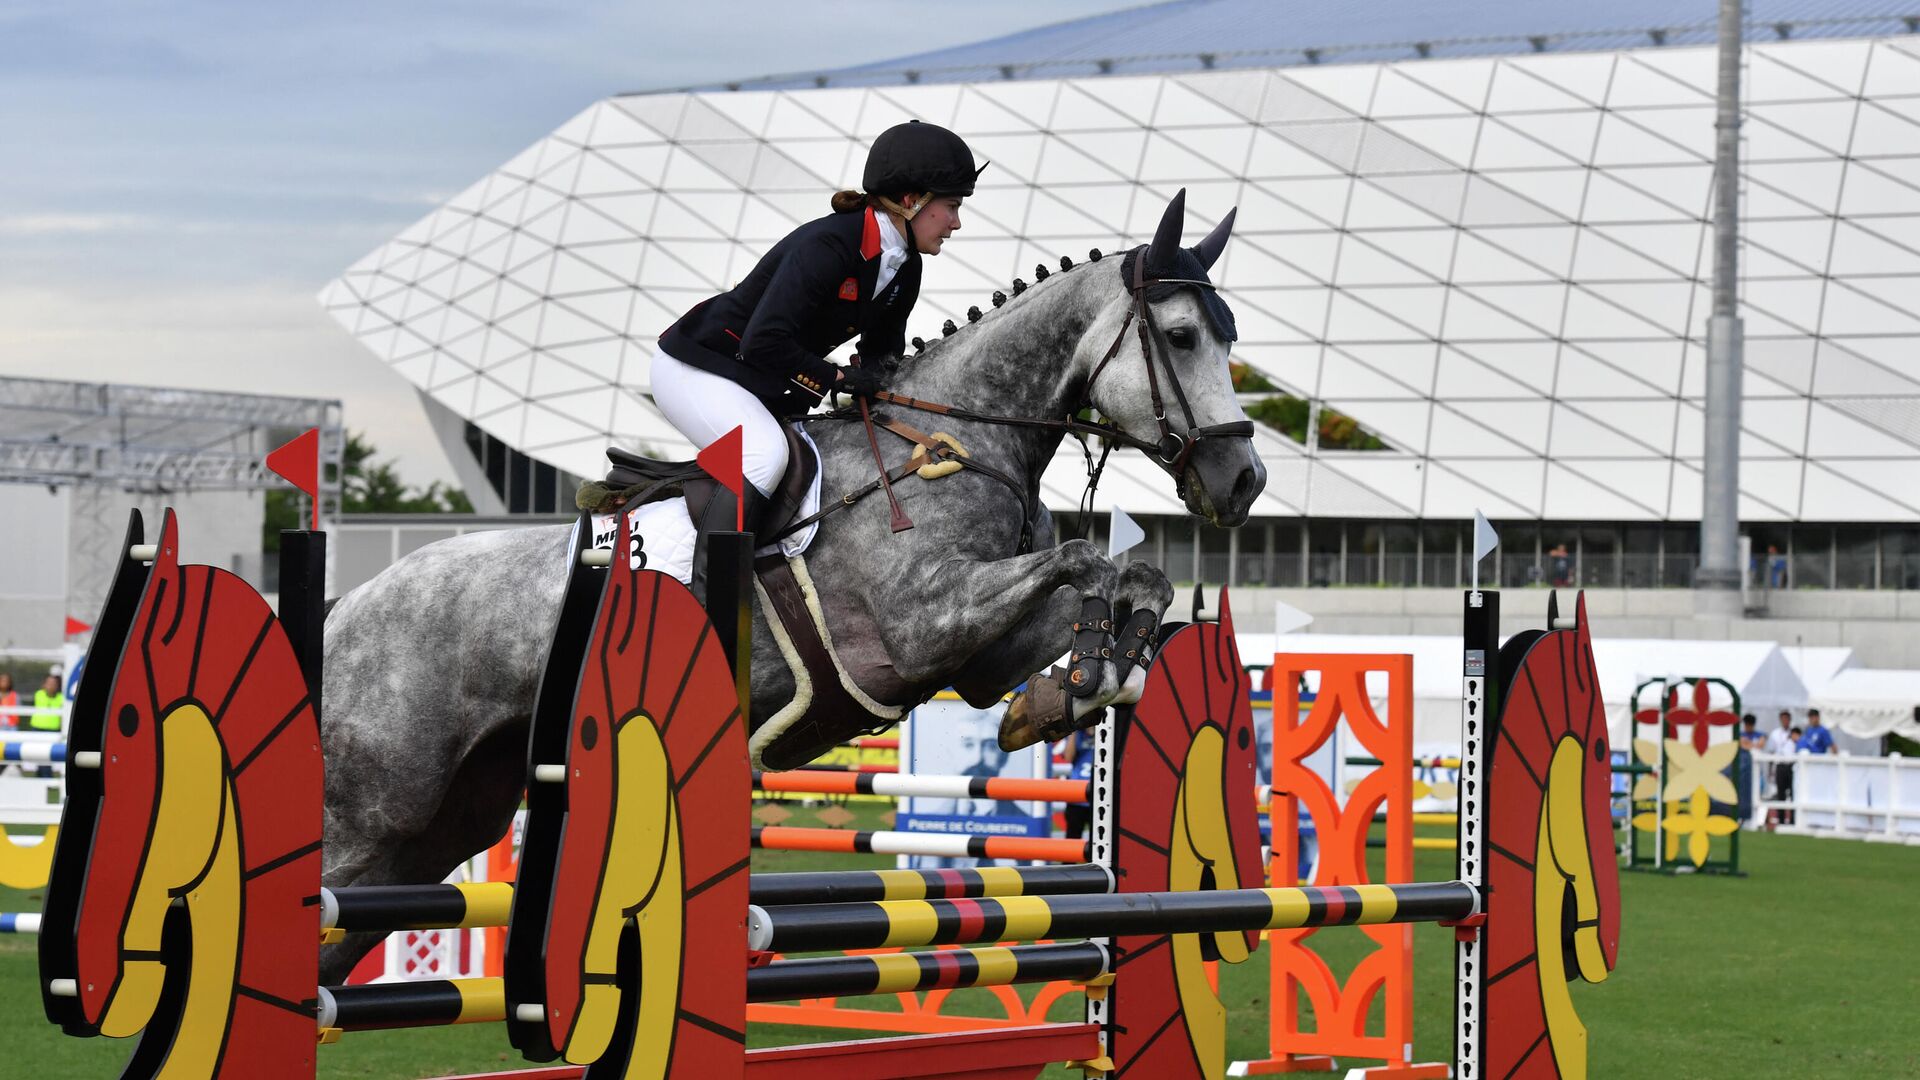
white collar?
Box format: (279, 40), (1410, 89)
(876, 211), (909, 262)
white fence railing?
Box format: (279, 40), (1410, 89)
(1749, 751), (1920, 844)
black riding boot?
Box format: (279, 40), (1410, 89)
(691, 485), (771, 608)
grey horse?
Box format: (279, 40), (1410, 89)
(317, 189), (1265, 982)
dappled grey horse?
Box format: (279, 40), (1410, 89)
(317, 189), (1266, 982)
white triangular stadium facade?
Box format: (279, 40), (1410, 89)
(322, 37), (1920, 521)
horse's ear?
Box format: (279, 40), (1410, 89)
(1191, 206), (1236, 272)
(1146, 188), (1187, 275)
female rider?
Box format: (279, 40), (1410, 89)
(652, 120), (985, 578)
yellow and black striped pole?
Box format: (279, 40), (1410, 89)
(747, 942), (1109, 1002)
(321, 881), (514, 933)
(320, 866), (1116, 932)
(750, 863), (1112, 906)
(318, 978), (505, 1031)
(317, 943), (1110, 1031)
(746, 882), (1478, 953)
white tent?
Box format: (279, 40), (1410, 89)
(1781, 646), (1855, 691)
(1808, 669), (1920, 742)
(1758, 644), (1916, 744)
(1244, 633), (1809, 748)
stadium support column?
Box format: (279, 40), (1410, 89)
(1698, 0), (1745, 615)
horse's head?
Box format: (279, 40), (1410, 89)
(1087, 189), (1266, 526)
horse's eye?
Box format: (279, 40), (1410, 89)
(1168, 327), (1196, 349)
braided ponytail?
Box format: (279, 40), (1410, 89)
(830, 190), (867, 213)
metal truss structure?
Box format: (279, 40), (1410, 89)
(0, 376), (345, 497)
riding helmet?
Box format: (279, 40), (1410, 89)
(863, 120), (988, 198)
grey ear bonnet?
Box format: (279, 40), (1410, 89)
(1120, 246), (1238, 344)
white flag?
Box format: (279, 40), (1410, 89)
(1472, 510), (1500, 565)
(1108, 507), (1146, 560)
(1273, 598), (1314, 637)
(1471, 510), (1499, 590)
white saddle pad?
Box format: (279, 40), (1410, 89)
(589, 426), (824, 585)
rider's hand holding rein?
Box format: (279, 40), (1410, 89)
(835, 363), (886, 401)
(651, 119), (985, 545)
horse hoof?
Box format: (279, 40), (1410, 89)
(1000, 672), (1071, 751)
(999, 707), (1038, 753)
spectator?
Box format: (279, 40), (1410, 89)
(30, 670), (64, 732)
(1797, 709), (1835, 755)
(1547, 543), (1573, 587)
(1764, 711), (1796, 756)
(1739, 714), (1763, 749)
(1764, 711), (1797, 827)
(1059, 729), (1095, 840)
(1766, 545), (1787, 589)
(0, 673), (15, 731)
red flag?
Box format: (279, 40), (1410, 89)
(64, 616), (90, 636)
(695, 426), (746, 532)
(266, 427), (322, 531)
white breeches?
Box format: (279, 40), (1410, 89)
(650, 343), (789, 499)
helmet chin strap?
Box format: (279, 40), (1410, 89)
(874, 193), (923, 221)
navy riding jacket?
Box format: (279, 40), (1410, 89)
(659, 206), (922, 417)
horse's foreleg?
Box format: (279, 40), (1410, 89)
(317, 721), (529, 985)
(882, 538), (1119, 687)
(948, 585), (1084, 707)
(895, 546), (1168, 750)
(1108, 559), (1176, 693)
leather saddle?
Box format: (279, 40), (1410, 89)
(601, 423), (818, 542)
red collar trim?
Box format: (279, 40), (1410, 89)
(860, 206), (883, 261)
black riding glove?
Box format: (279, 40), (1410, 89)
(836, 365), (885, 399)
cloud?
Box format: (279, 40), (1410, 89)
(0, 213), (152, 235)
(0, 1), (1143, 493)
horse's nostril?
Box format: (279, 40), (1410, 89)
(1231, 466), (1258, 503)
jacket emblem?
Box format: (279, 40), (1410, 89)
(838, 277), (860, 301)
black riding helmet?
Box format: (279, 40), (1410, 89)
(863, 120), (988, 198)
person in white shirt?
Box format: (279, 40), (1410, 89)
(1763, 710), (1797, 826)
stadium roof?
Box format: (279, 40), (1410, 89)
(675, 0), (1920, 92)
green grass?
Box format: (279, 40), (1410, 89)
(2, 812), (1916, 1078)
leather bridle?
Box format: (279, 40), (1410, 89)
(861, 246), (1254, 477)
(803, 246), (1255, 549)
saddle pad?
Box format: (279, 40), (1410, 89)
(589, 425), (824, 583)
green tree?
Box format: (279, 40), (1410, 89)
(264, 432), (474, 549)
(1244, 395), (1387, 450)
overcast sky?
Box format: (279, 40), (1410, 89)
(0, 0), (1136, 485)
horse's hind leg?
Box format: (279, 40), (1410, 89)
(317, 722), (529, 985)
